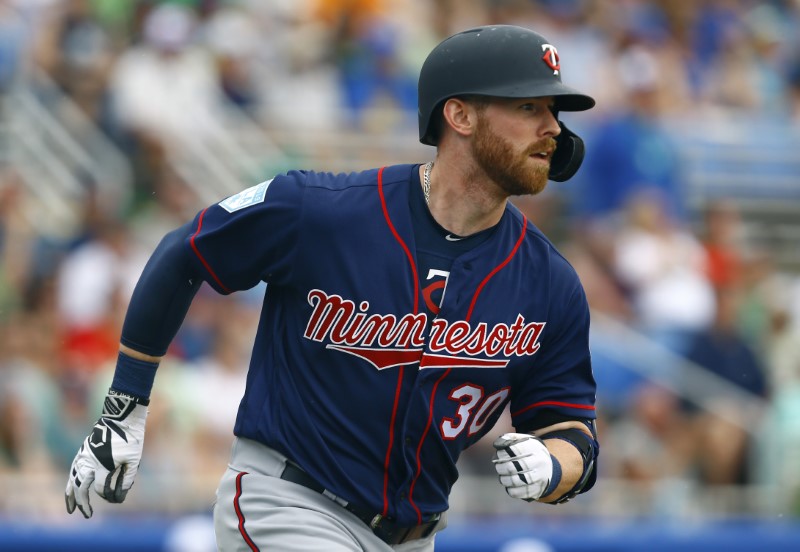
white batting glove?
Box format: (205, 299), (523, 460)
(492, 433), (554, 502)
(65, 390), (149, 518)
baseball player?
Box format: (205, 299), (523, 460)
(65, 25), (599, 551)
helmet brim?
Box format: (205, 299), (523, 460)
(471, 80), (596, 111)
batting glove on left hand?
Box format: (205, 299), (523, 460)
(492, 433), (554, 502)
(65, 389), (149, 518)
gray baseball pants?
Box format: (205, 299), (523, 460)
(212, 437), (446, 551)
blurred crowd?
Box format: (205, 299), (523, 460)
(2, 0), (800, 521)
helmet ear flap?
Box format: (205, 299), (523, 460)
(549, 121), (585, 182)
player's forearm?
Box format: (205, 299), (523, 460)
(538, 436), (586, 503)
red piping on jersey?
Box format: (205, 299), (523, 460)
(377, 166), (421, 517)
(408, 367), (452, 524)
(512, 400), (596, 417)
(377, 167), (420, 313)
(466, 214), (528, 320)
(234, 471), (260, 552)
(190, 208), (233, 294)
(382, 366), (405, 517)
(407, 215), (528, 522)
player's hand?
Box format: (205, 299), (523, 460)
(492, 433), (553, 502)
(65, 389), (149, 518)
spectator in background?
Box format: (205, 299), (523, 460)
(765, 273), (800, 395)
(755, 301), (800, 512)
(0, 321), (32, 469)
(684, 286), (768, 486)
(56, 219), (148, 373)
(685, 286), (769, 399)
(604, 383), (696, 483)
(737, 248), (795, 372)
(0, 312), (61, 474)
(0, 268), (85, 480)
(705, 2), (790, 117)
(572, 42), (686, 224)
(33, 0), (114, 121)
(678, 0), (746, 103)
(0, 168), (32, 314)
(0, 381), (27, 469)
(612, 190), (716, 354)
(700, 199), (745, 292)
(313, 0), (417, 129)
(106, 3), (226, 202)
(757, 381), (800, 514)
(201, 3), (261, 113)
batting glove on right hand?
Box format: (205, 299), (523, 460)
(492, 433), (554, 502)
(65, 389), (149, 518)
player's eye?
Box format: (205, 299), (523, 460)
(519, 102), (554, 114)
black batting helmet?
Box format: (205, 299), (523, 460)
(418, 25), (596, 181)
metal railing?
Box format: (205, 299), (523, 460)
(4, 71), (133, 235)
(589, 312), (768, 434)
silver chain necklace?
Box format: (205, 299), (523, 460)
(423, 161), (433, 205)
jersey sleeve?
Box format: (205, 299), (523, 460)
(184, 172), (304, 294)
(510, 276), (597, 430)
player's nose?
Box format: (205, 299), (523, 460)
(541, 108), (561, 138)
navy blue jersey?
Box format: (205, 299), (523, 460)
(184, 164), (596, 525)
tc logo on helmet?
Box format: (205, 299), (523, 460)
(541, 44), (560, 75)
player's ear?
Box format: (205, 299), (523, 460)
(441, 97), (478, 139)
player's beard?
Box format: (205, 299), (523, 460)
(470, 114), (555, 197)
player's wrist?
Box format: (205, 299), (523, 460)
(110, 351), (159, 402)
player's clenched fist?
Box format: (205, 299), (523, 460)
(492, 433), (556, 502)
(65, 389), (149, 518)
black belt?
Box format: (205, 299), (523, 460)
(279, 462), (441, 545)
